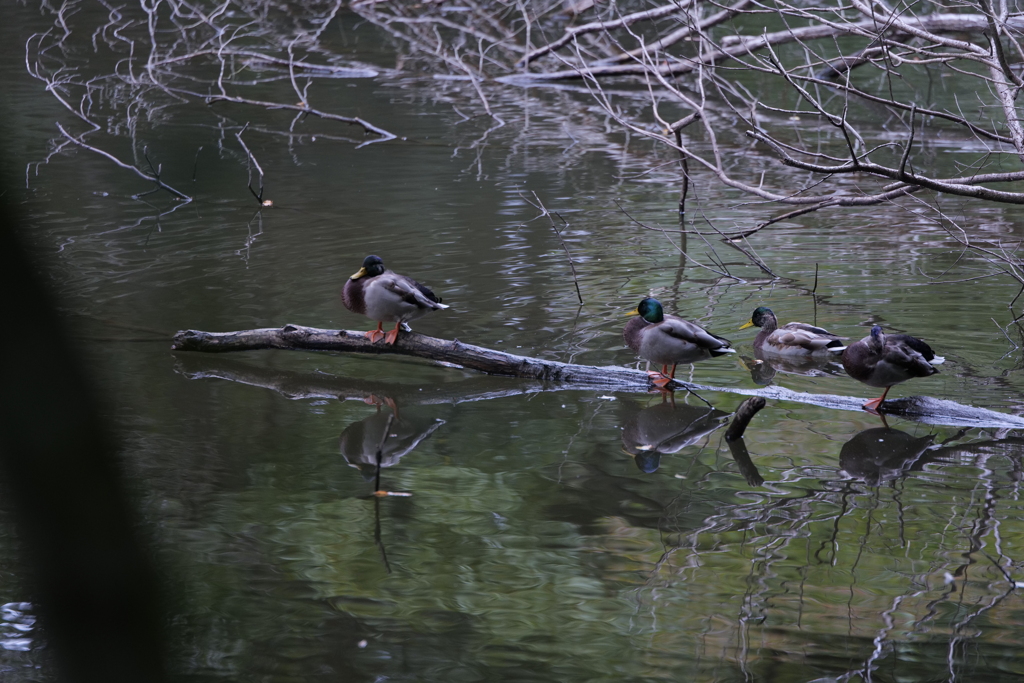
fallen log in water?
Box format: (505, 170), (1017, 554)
(172, 323), (648, 388)
(171, 324), (1024, 429)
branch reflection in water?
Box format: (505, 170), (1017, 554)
(723, 397), (767, 487)
(648, 411), (1024, 679)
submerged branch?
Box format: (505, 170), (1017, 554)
(172, 324), (1024, 428)
(56, 123), (192, 201)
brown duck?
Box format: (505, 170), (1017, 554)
(841, 325), (944, 411)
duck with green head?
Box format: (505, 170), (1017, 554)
(342, 255), (449, 344)
(739, 306), (846, 358)
(624, 297), (735, 387)
(842, 325), (944, 411)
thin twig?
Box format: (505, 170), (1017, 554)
(234, 123), (265, 205)
(614, 200), (740, 281)
(522, 191), (584, 305)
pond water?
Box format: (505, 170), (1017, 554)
(3, 4), (1024, 682)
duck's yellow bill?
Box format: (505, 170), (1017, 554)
(350, 266), (367, 280)
(627, 308), (639, 316)
(739, 320), (755, 330)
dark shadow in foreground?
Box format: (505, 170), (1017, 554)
(0, 189), (166, 680)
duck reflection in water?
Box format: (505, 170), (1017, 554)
(742, 354), (846, 386)
(839, 424), (937, 485)
(339, 400), (445, 574)
(339, 402), (445, 485)
(621, 398), (730, 473)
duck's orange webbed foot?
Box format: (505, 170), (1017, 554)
(862, 387), (890, 413)
(647, 371), (674, 389)
(384, 324), (402, 345)
(862, 397), (884, 412)
(365, 322), (386, 343)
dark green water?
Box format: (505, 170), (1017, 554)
(3, 3), (1024, 681)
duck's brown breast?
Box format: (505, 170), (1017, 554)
(342, 277), (366, 315)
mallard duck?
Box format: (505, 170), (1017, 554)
(739, 306), (846, 357)
(624, 297), (734, 387)
(841, 325), (944, 411)
(342, 255), (448, 344)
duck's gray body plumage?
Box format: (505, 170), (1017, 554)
(624, 315), (733, 366)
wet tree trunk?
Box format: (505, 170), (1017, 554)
(173, 323), (648, 388)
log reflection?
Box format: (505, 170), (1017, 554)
(172, 341), (1024, 428)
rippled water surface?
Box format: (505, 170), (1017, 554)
(4, 4), (1024, 682)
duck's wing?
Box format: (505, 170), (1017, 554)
(879, 337), (942, 378)
(781, 322), (846, 338)
(773, 322), (846, 352)
(659, 315), (732, 350)
(887, 334), (943, 365)
(378, 273), (448, 310)
(413, 280), (442, 305)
